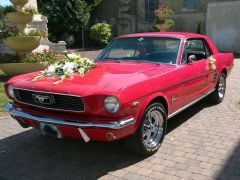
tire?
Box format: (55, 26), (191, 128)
(209, 72), (226, 104)
(124, 103), (167, 156)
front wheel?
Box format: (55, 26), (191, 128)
(209, 72), (226, 104)
(124, 103), (167, 156)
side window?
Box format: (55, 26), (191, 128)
(181, 39), (211, 64)
(204, 43), (212, 58)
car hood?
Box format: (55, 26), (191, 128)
(9, 62), (175, 96)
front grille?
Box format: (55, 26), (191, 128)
(14, 89), (85, 112)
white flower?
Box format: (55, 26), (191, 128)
(46, 64), (57, 76)
(62, 62), (78, 71)
(67, 53), (80, 59)
(78, 67), (85, 75)
(33, 55), (96, 85)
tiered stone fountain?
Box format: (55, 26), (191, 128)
(0, 0), (66, 76)
(4, 0), (42, 52)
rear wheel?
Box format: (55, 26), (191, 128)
(209, 72), (226, 104)
(125, 103), (167, 156)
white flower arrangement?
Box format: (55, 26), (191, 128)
(32, 54), (96, 85)
(208, 56), (217, 70)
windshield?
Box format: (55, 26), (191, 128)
(96, 37), (181, 65)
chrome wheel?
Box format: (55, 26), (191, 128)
(142, 110), (164, 149)
(218, 74), (226, 99)
(209, 72), (226, 104)
(124, 103), (166, 156)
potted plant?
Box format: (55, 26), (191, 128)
(155, 19), (175, 32)
(154, 2), (174, 32)
(7, 7), (38, 24)
(155, 4), (173, 19)
(0, 50), (58, 76)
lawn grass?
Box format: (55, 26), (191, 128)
(237, 101), (240, 108)
(0, 69), (5, 77)
(0, 82), (9, 113)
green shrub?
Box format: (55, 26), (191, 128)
(90, 23), (112, 46)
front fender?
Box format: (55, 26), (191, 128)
(133, 92), (170, 132)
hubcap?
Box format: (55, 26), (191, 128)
(218, 75), (226, 99)
(142, 110), (164, 148)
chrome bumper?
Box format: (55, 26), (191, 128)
(3, 103), (135, 130)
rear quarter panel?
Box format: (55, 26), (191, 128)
(215, 53), (234, 77)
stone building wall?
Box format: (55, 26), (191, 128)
(92, 0), (240, 36)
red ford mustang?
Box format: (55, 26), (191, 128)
(4, 32), (234, 156)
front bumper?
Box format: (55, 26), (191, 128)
(4, 103), (136, 141)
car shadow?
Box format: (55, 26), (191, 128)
(0, 129), (144, 180)
(167, 98), (215, 134)
(0, 99), (215, 180)
(215, 140), (240, 179)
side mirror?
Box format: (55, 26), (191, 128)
(188, 55), (196, 64)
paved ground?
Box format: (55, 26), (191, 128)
(0, 59), (239, 180)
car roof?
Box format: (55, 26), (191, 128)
(118, 32), (207, 39)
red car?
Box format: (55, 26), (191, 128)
(4, 32), (234, 156)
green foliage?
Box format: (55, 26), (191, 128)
(0, 5), (5, 30)
(2, 5), (15, 15)
(155, 4), (173, 16)
(0, 6), (13, 32)
(159, 19), (175, 27)
(22, 50), (59, 64)
(26, 30), (45, 37)
(0, 50), (59, 64)
(0, 27), (44, 39)
(0, 82), (10, 113)
(0, 53), (22, 63)
(21, 7), (38, 15)
(0, 25), (18, 39)
(37, 0), (102, 45)
(237, 101), (240, 108)
(90, 23), (112, 45)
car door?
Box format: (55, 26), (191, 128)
(179, 38), (214, 106)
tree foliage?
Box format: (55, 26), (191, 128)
(0, 5), (4, 30)
(37, 0), (102, 45)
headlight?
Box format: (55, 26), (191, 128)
(7, 85), (15, 99)
(104, 96), (120, 114)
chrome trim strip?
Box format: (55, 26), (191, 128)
(13, 88), (85, 113)
(14, 88), (83, 98)
(15, 100), (85, 113)
(168, 89), (215, 119)
(3, 103), (135, 130)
